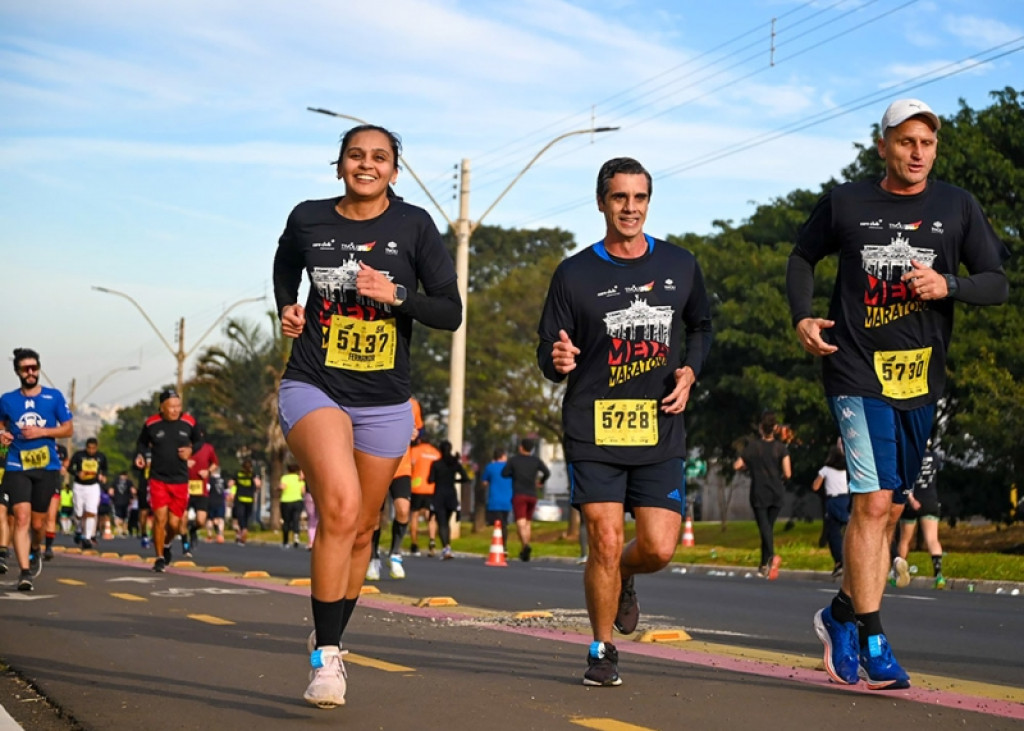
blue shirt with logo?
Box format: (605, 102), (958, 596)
(0, 386), (73, 472)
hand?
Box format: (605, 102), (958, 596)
(661, 366), (696, 414)
(356, 261), (401, 305)
(177, 446), (192, 462)
(901, 260), (948, 301)
(20, 425), (46, 440)
(134, 454), (145, 469)
(552, 330), (580, 374)
(280, 304), (306, 338)
(795, 317), (838, 356)
(0, 430), (12, 446)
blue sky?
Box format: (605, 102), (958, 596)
(2, 0), (1022, 409)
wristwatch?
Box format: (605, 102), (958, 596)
(393, 284), (408, 306)
(944, 273), (959, 299)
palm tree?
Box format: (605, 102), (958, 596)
(192, 313), (291, 529)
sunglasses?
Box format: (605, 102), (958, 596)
(19, 365), (40, 374)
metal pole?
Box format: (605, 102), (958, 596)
(448, 159), (471, 458)
(177, 317), (186, 398)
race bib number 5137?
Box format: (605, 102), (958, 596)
(325, 316), (397, 372)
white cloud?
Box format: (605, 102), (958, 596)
(944, 14), (1022, 48)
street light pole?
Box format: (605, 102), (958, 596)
(307, 107), (617, 456)
(64, 365), (140, 451)
(92, 287), (264, 399)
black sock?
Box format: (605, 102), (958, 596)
(931, 554), (943, 576)
(389, 520), (408, 555)
(45, 534), (54, 550)
(370, 528), (382, 559)
(311, 597), (345, 648)
(339, 597), (359, 637)
(855, 611), (884, 646)
(0, 547), (7, 558)
(831, 590), (856, 624)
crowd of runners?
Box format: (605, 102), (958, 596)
(1, 98), (1010, 711)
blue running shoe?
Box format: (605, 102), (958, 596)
(859, 634), (910, 690)
(813, 606), (859, 684)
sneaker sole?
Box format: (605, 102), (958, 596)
(813, 609), (856, 685)
(859, 668), (911, 691)
(892, 558), (911, 588)
(582, 676), (623, 687)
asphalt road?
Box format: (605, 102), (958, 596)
(1, 535), (1022, 730)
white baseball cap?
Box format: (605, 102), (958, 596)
(881, 99), (941, 131)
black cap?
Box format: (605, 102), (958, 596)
(159, 389), (179, 403)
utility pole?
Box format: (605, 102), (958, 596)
(307, 107), (618, 457)
(92, 287), (263, 401)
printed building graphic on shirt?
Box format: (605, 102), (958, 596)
(860, 233), (936, 329)
(311, 254), (395, 347)
(604, 296), (671, 386)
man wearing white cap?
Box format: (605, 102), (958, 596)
(786, 99), (1009, 689)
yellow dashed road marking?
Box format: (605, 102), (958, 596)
(346, 653), (414, 673)
(188, 614), (235, 626)
(58, 578), (86, 586)
(110, 592), (147, 602)
(572, 718), (658, 731)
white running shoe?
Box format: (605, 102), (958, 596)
(303, 645), (348, 709)
(890, 556), (911, 588)
(365, 558), (381, 581)
(389, 554), (406, 579)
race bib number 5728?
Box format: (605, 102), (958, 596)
(325, 316), (397, 372)
(594, 399), (658, 446)
(873, 347), (932, 400)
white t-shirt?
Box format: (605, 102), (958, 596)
(817, 465), (848, 497)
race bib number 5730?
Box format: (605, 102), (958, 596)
(594, 399), (658, 446)
(325, 316), (397, 372)
(873, 347), (931, 400)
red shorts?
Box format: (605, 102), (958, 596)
(512, 494), (537, 522)
(149, 479), (188, 517)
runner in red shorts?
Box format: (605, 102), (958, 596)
(134, 390), (199, 572)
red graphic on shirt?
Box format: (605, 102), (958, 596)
(864, 274), (918, 306)
(608, 338), (668, 386)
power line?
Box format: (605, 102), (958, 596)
(470, 0), (901, 195)
(512, 36), (1024, 228)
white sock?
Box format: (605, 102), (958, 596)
(84, 516), (97, 540)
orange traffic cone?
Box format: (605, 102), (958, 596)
(484, 521), (508, 567)
(681, 515), (695, 547)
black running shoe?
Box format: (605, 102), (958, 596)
(18, 572), (33, 592)
(81, 538), (92, 551)
(43, 546), (54, 561)
(519, 545), (532, 562)
(613, 576), (639, 634)
(0, 554), (7, 575)
(583, 642), (622, 687)
(163, 544), (173, 564)
(29, 549), (42, 578)
(153, 557), (167, 573)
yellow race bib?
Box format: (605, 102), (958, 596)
(325, 316), (397, 372)
(21, 446), (51, 470)
(594, 399), (658, 446)
(188, 479), (205, 496)
(874, 347), (932, 400)
(80, 458), (99, 480)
